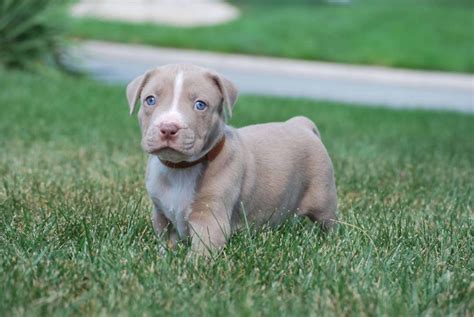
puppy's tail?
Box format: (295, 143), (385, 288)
(287, 116), (321, 139)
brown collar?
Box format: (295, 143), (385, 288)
(160, 137), (226, 169)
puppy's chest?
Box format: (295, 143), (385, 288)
(146, 157), (202, 232)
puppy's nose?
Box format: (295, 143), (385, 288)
(159, 122), (180, 140)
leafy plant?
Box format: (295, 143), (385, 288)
(0, 0), (66, 69)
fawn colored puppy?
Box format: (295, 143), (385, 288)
(126, 64), (337, 255)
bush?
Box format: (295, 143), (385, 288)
(0, 0), (66, 69)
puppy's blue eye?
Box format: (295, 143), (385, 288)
(145, 96), (156, 106)
(194, 100), (207, 111)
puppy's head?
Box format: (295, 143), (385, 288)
(126, 64), (238, 162)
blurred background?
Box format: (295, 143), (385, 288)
(1, 0), (473, 111)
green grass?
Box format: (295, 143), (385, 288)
(0, 69), (472, 316)
(69, 0), (474, 73)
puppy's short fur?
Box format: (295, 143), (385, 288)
(127, 64), (337, 255)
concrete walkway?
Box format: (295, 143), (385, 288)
(74, 40), (474, 113)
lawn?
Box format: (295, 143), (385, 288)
(69, 0), (474, 73)
(0, 69), (472, 316)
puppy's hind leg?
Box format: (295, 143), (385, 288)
(297, 183), (338, 232)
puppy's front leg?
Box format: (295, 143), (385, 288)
(187, 199), (232, 256)
(151, 205), (178, 249)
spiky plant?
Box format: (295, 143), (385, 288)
(0, 0), (66, 69)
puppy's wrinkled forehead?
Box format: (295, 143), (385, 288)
(141, 65), (222, 111)
(127, 64), (237, 120)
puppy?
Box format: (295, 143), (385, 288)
(126, 64), (337, 255)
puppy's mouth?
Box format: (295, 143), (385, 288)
(144, 141), (196, 162)
(148, 145), (182, 155)
(142, 129), (199, 162)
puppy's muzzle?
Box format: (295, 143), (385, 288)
(143, 121), (196, 157)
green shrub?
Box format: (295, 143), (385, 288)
(0, 0), (66, 69)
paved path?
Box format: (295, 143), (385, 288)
(74, 40), (474, 113)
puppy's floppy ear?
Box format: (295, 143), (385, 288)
(126, 70), (154, 115)
(209, 72), (238, 121)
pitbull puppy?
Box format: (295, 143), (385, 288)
(126, 64), (337, 255)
